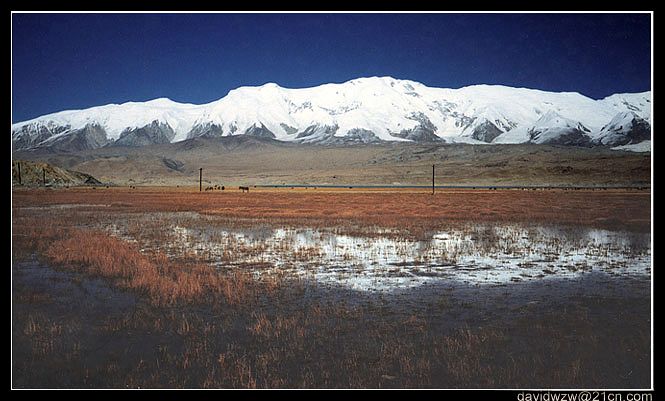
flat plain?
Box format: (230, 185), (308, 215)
(14, 139), (651, 187)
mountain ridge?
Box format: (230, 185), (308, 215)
(12, 76), (651, 151)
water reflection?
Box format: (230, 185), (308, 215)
(111, 220), (651, 292)
(141, 225), (651, 290)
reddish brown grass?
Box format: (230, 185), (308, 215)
(41, 228), (253, 307)
(12, 187), (650, 233)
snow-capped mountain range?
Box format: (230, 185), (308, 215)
(12, 76), (651, 151)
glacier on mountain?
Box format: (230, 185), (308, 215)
(12, 76), (651, 151)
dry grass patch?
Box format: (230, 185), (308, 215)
(41, 228), (253, 307)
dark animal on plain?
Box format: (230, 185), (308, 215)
(239, 186), (249, 193)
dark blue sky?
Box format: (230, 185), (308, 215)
(12, 13), (651, 122)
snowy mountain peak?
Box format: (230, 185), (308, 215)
(595, 111), (651, 146)
(12, 78), (651, 151)
(348, 76), (396, 84)
(600, 92), (651, 123)
(537, 109), (565, 122)
(142, 97), (179, 106)
(534, 110), (581, 128)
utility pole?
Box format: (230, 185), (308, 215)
(199, 168), (203, 192)
(17, 162), (21, 185)
(432, 164), (435, 195)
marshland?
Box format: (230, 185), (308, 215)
(11, 187), (651, 388)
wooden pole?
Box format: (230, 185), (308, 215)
(17, 162), (21, 185)
(199, 168), (203, 192)
(432, 164), (435, 195)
